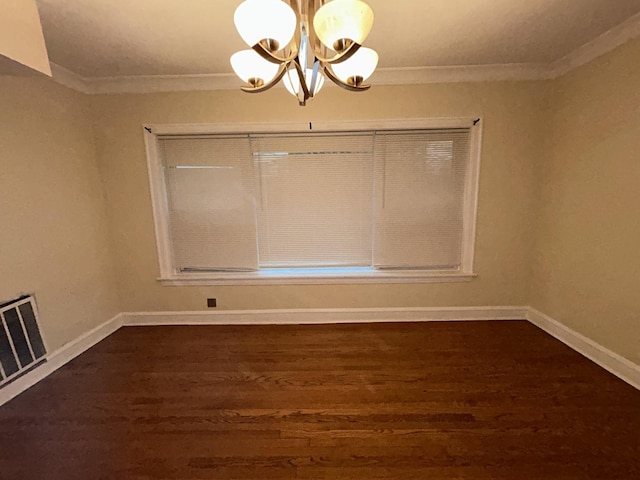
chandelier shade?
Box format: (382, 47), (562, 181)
(230, 0), (378, 106)
(234, 0), (297, 51)
(313, 0), (374, 51)
(283, 68), (325, 97)
(230, 50), (280, 86)
(331, 46), (378, 85)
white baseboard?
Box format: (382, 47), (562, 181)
(122, 306), (528, 326)
(527, 308), (640, 390)
(2, 306), (637, 407)
(0, 313), (124, 407)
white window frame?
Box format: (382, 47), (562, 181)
(143, 117), (483, 285)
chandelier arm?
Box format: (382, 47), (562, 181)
(241, 63), (291, 93)
(322, 65), (371, 92)
(316, 41), (362, 65)
(287, 0), (304, 59)
(308, 60), (321, 97)
(252, 42), (299, 65)
(286, 0), (302, 21)
(293, 60), (311, 100)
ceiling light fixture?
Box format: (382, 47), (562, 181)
(231, 0), (378, 106)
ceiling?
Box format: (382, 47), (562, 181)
(35, 0), (640, 86)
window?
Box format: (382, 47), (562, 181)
(144, 119), (482, 284)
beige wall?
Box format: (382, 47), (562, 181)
(3, 33), (636, 366)
(530, 38), (640, 363)
(0, 77), (119, 352)
(0, 0), (51, 75)
(91, 81), (543, 312)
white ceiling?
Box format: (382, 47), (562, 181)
(35, 0), (640, 83)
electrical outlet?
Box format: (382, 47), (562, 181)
(207, 298), (217, 308)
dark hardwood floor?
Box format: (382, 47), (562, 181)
(0, 321), (638, 479)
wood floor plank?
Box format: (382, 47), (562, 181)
(0, 321), (638, 479)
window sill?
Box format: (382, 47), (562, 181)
(158, 268), (476, 286)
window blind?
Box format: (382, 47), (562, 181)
(160, 136), (258, 271)
(251, 133), (374, 267)
(372, 129), (470, 269)
(157, 127), (473, 274)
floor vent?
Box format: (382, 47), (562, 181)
(0, 295), (47, 388)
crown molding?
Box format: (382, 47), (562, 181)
(48, 12), (640, 95)
(50, 63), (238, 94)
(86, 72), (239, 94)
(49, 62), (92, 93)
(549, 11), (640, 78)
(50, 63), (554, 95)
(371, 63), (552, 85)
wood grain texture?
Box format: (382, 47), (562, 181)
(0, 321), (638, 479)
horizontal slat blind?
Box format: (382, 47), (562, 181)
(160, 136), (258, 271)
(251, 133), (374, 267)
(373, 129), (470, 269)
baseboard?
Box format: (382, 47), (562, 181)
(118, 306), (640, 390)
(2, 306), (636, 407)
(527, 308), (640, 390)
(122, 306), (529, 326)
(0, 313), (125, 407)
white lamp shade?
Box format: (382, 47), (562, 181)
(332, 47), (378, 83)
(313, 0), (374, 50)
(230, 50), (280, 84)
(234, 0), (296, 49)
(283, 68), (325, 96)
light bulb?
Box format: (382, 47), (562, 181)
(283, 68), (325, 96)
(234, 0), (296, 50)
(230, 50), (280, 86)
(331, 47), (378, 84)
(313, 0), (374, 51)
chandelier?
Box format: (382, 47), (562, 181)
(230, 0), (378, 106)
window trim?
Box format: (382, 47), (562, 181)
(143, 117), (483, 285)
